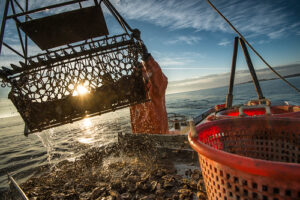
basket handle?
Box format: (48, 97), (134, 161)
(239, 105), (271, 116)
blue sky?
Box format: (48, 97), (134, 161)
(110, 0), (300, 81)
(0, 0), (300, 83)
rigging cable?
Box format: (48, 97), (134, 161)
(206, 0), (300, 94)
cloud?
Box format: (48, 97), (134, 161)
(0, 44), (41, 67)
(112, 0), (228, 32)
(166, 36), (202, 45)
(157, 57), (197, 67)
(181, 52), (206, 59)
(267, 28), (286, 39)
(158, 58), (186, 66)
(162, 67), (225, 71)
(166, 63), (300, 94)
(257, 40), (266, 44)
(218, 39), (230, 46)
(111, 0), (297, 39)
(152, 51), (206, 68)
(1, 44), (40, 57)
(5, 0), (298, 40)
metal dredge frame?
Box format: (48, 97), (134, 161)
(0, 0), (149, 134)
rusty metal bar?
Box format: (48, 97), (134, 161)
(0, 0), (10, 55)
(25, 0), (28, 64)
(226, 37), (239, 108)
(7, 0), (88, 19)
(13, 0), (23, 11)
(10, 0), (26, 57)
(239, 38), (264, 100)
(3, 42), (25, 58)
(12, 0), (32, 20)
(26, 99), (150, 135)
(28, 33), (128, 59)
(7, 37), (133, 79)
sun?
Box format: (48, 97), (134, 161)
(73, 85), (89, 96)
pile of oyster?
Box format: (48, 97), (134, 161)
(21, 140), (207, 200)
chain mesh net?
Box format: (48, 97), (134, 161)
(1, 34), (148, 133)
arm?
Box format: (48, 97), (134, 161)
(142, 55), (168, 98)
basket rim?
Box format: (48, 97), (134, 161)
(188, 116), (300, 181)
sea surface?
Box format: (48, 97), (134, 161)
(0, 77), (300, 193)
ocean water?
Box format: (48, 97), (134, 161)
(0, 77), (300, 192)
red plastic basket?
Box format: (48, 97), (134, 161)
(189, 117), (300, 200)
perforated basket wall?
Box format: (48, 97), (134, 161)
(189, 117), (300, 200)
(2, 34), (148, 133)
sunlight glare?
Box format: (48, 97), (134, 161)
(77, 137), (94, 144)
(73, 85), (89, 96)
(77, 118), (94, 144)
(83, 118), (92, 128)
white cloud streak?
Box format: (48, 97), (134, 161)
(218, 38), (230, 46)
(112, 0), (298, 39)
(166, 36), (202, 45)
(7, 0), (298, 40)
(152, 51), (206, 68)
(162, 67), (225, 70)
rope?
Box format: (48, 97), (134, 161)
(206, 0), (300, 94)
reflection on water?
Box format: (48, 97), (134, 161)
(31, 109), (131, 170)
(82, 118), (92, 128)
(77, 137), (94, 144)
(77, 118), (94, 144)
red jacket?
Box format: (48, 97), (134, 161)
(130, 55), (169, 134)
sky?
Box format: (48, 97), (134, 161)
(0, 0), (300, 91)
(111, 0), (300, 81)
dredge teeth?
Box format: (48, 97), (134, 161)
(1, 66), (14, 75)
(10, 64), (22, 72)
(62, 50), (71, 59)
(54, 52), (62, 59)
(37, 56), (46, 65)
(19, 61), (29, 69)
(28, 59), (38, 67)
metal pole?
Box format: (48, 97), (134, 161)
(0, 0), (10, 55)
(25, 0), (28, 64)
(12, 0), (32, 20)
(226, 37), (239, 108)
(7, 174), (29, 200)
(102, 0), (133, 32)
(239, 38), (264, 100)
(10, 0), (26, 56)
(3, 42), (25, 58)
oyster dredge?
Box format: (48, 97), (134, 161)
(0, 0), (299, 199)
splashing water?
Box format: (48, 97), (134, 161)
(31, 109), (132, 171)
(35, 130), (55, 167)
